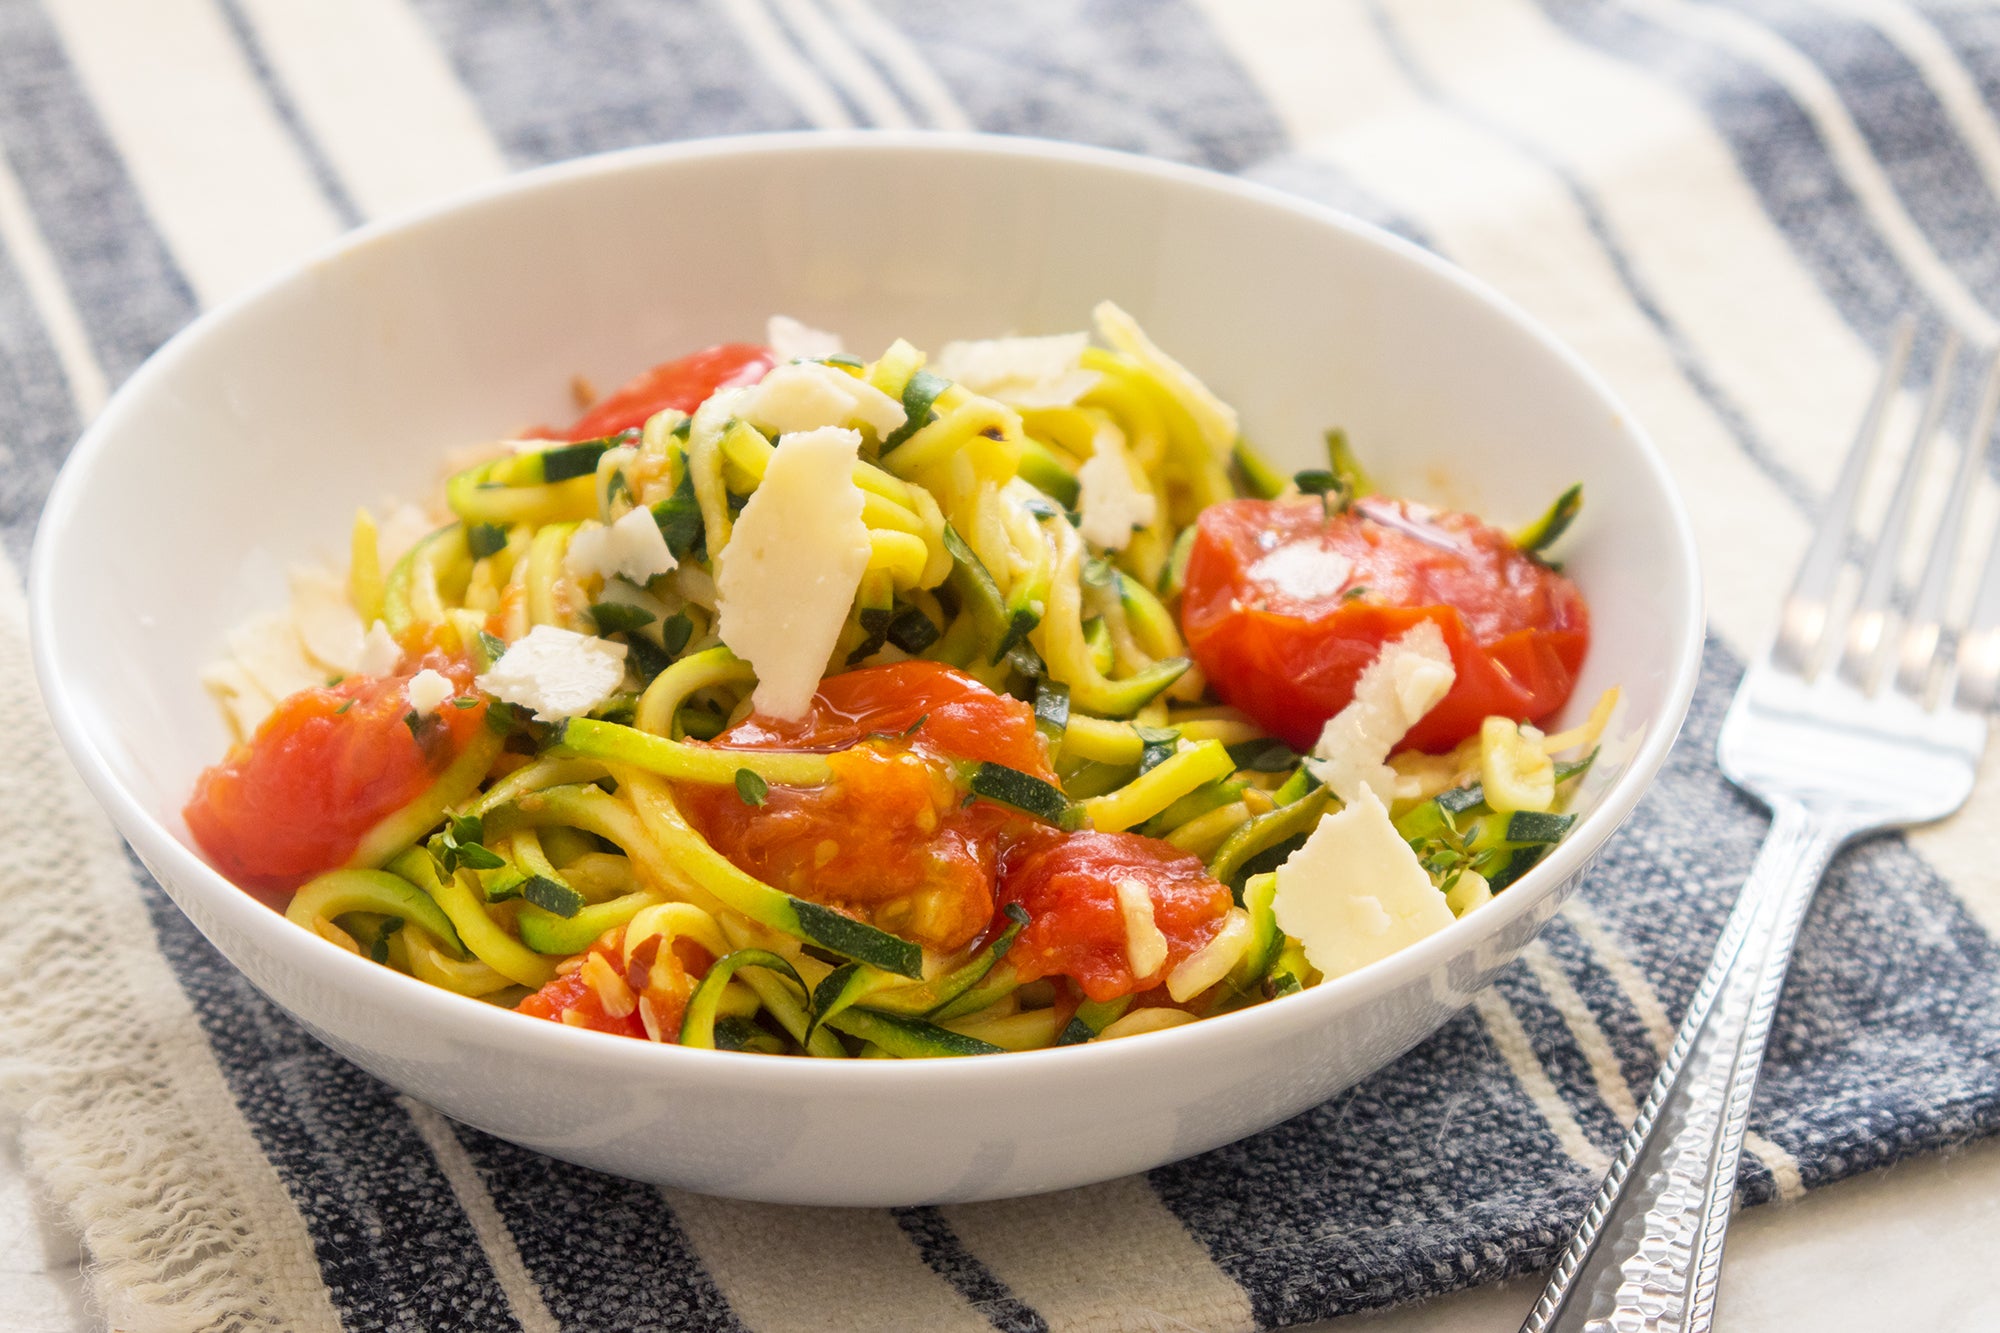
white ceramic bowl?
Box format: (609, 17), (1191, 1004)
(31, 133), (1701, 1206)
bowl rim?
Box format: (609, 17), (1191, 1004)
(29, 129), (1706, 1094)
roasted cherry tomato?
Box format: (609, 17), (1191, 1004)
(997, 829), (1234, 1003)
(517, 926), (711, 1040)
(565, 342), (775, 440)
(1179, 496), (1589, 753)
(184, 654), (488, 895)
(677, 662), (1053, 953)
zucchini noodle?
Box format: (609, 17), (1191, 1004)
(197, 305), (1610, 1059)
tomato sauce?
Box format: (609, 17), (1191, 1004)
(516, 927), (712, 1040)
(184, 654), (487, 895)
(676, 661), (1052, 954)
(1179, 496), (1589, 753)
(998, 829), (1235, 1003)
(565, 342), (775, 441)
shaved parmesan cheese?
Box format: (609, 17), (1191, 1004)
(1306, 621), (1455, 807)
(741, 360), (906, 439)
(405, 668), (455, 717)
(1166, 907), (1254, 1002)
(933, 332), (1098, 408)
(355, 621), (402, 678)
(225, 615), (322, 704)
(1247, 545), (1353, 603)
(564, 505), (678, 585)
(201, 659), (277, 740)
(476, 624), (627, 722)
(1075, 428), (1156, 551)
(1273, 786), (1454, 979)
(767, 314), (844, 362)
(375, 503), (434, 568)
(1093, 301), (1238, 461)
(288, 567), (366, 672)
(715, 426), (872, 721)
(1115, 877), (1169, 980)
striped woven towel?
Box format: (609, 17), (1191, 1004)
(6, 2), (2000, 1330)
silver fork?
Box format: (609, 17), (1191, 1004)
(1522, 318), (2000, 1333)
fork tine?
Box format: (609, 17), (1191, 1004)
(1839, 328), (1960, 689)
(1774, 316), (1916, 674)
(1898, 344), (2000, 699)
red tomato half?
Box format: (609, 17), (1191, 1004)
(1179, 496), (1589, 753)
(565, 342), (775, 440)
(184, 655), (488, 895)
(998, 829), (1234, 1003)
(677, 662), (1053, 953)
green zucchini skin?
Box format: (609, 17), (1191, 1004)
(516, 889), (659, 955)
(681, 949), (810, 1050)
(810, 904), (1031, 1036)
(286, 868), (466, 958)
(824, 1009), (1005, 1058)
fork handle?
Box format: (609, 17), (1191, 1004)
(1520, 800), (1843, 1333)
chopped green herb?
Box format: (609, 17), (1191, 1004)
(467, 522), (508, 559)
(1225, 737), (1299, 773)
(588, 601), (656, 636)
(1136, 726), (1180, 776)
(476, 630), (510, 668)
(334, 699), (355, 715)
(651, 469), (705, 559)
(1292, 468), (1339, 497)
(882, 369), (949, 451)
(735, 769), (769, 807)
(452, 695), (479, 709)
(885, 605), (940, 654)
(1342, 585), (1372, 602)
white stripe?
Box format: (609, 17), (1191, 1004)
(1827, 0), (2000, 212)
(716, 0), (857, 129)
(231, 0), (510, 221)
(0, 552), (342, 1333)
(1523, 940), (1642, 1127)
(0, 149), (106, 420)
(1383, 0), (1878, 510)
(1198, 0), (1806, 654)
(1633, 0), (1999, 342)
(664, 1189), (993, 1333)
(39, 0), (342, 307)
(940, 1175), (1255, 1333)
(772, 0), (914, 127)
(1563, 899), (1675, 1057)
(400, 1099), (561, 1333)
(1561, 902), (1806, 1203)
(1473, 989), (1612, 1174)
(825, 0), (975, 131)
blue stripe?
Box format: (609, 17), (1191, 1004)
(1149, 1006), (1592, 1325)
(1727, 0), (2000, 313)
(403, 0), (810, 164)
(892, 1207), (1049, 1333)
(129, 863), (526, 1331)
(1541, 0), (1915, 346)
(214, 0), (365, 227)
(1367, 0), (1823, 514)
(443, 1127), (748, 1332)
(0, 235), (81, 567)
(866, 0), (1287, 171)
(0, 0), (196, 388)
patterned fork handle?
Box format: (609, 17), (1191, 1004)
(1521, 800), (1841, 1333)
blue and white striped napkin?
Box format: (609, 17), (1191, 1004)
(7, 2), (2000, 1329)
